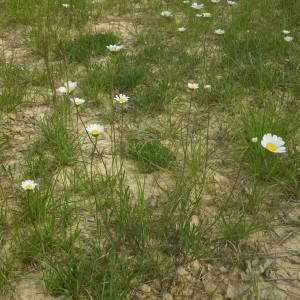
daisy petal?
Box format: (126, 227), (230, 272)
(274, 146), (286, 153)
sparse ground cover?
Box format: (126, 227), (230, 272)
(0, 0), (300, 299)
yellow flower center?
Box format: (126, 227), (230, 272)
(91, 129), (100, 136)
(25, 184), (33, 190)
(75, 101), (80, 105)
(66, 86), (74, 93)
(266, 142), (277, 152)
(119, 97), (126, 103)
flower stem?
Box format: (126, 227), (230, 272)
(120, 104), (125, 159)
(75, 105), (79, 136)
(90, 137), (98, 186)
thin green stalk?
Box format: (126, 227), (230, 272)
(75, 105), (79, 136)
(181, 92), (194, 185)
(119, 104), (125, 159)
(76, 109), (109, 178)
(90, 136), (98, 186)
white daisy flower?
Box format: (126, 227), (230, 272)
(21, 180), (37, 191)
(106, 45), (124, 52)
(284, 36), (293, 42)
(251, 137), (258, 143)
(187, 82), (199, 90)
(160, 11), (173, 17)
(114, 94), (130, 104)
(177, 27), (187, 32)
(204, 84), (211, 90)
(261, 133), (286, 153)
(62, 3), (70, 8)
(58, 81), (77, 94)
(282, 30), (290, 35)
(211, 0), (220, 2)
(70, 97), (85, 106)
(86, 124), (104, 137)
(196, 12), (212, 18)
(227, 0), (237, 5)
(215, 29), (225, 35)
(191, 2), (204, 9)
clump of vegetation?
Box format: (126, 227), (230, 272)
(134, 80), (169, 113)
(0, 61), (28, 111)
(82, 54), (147, 99)
(57, 33), (119, 63)
(41, 108), (77, 166)
(0, 88), (25, 112)
(127, 139), (175, 172)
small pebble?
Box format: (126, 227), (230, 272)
(140, 283), (151, 293)
(163, 293), (174, 300)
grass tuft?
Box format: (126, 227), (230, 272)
(127, 139), (175, 172)
(57, 33), (119, 63)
